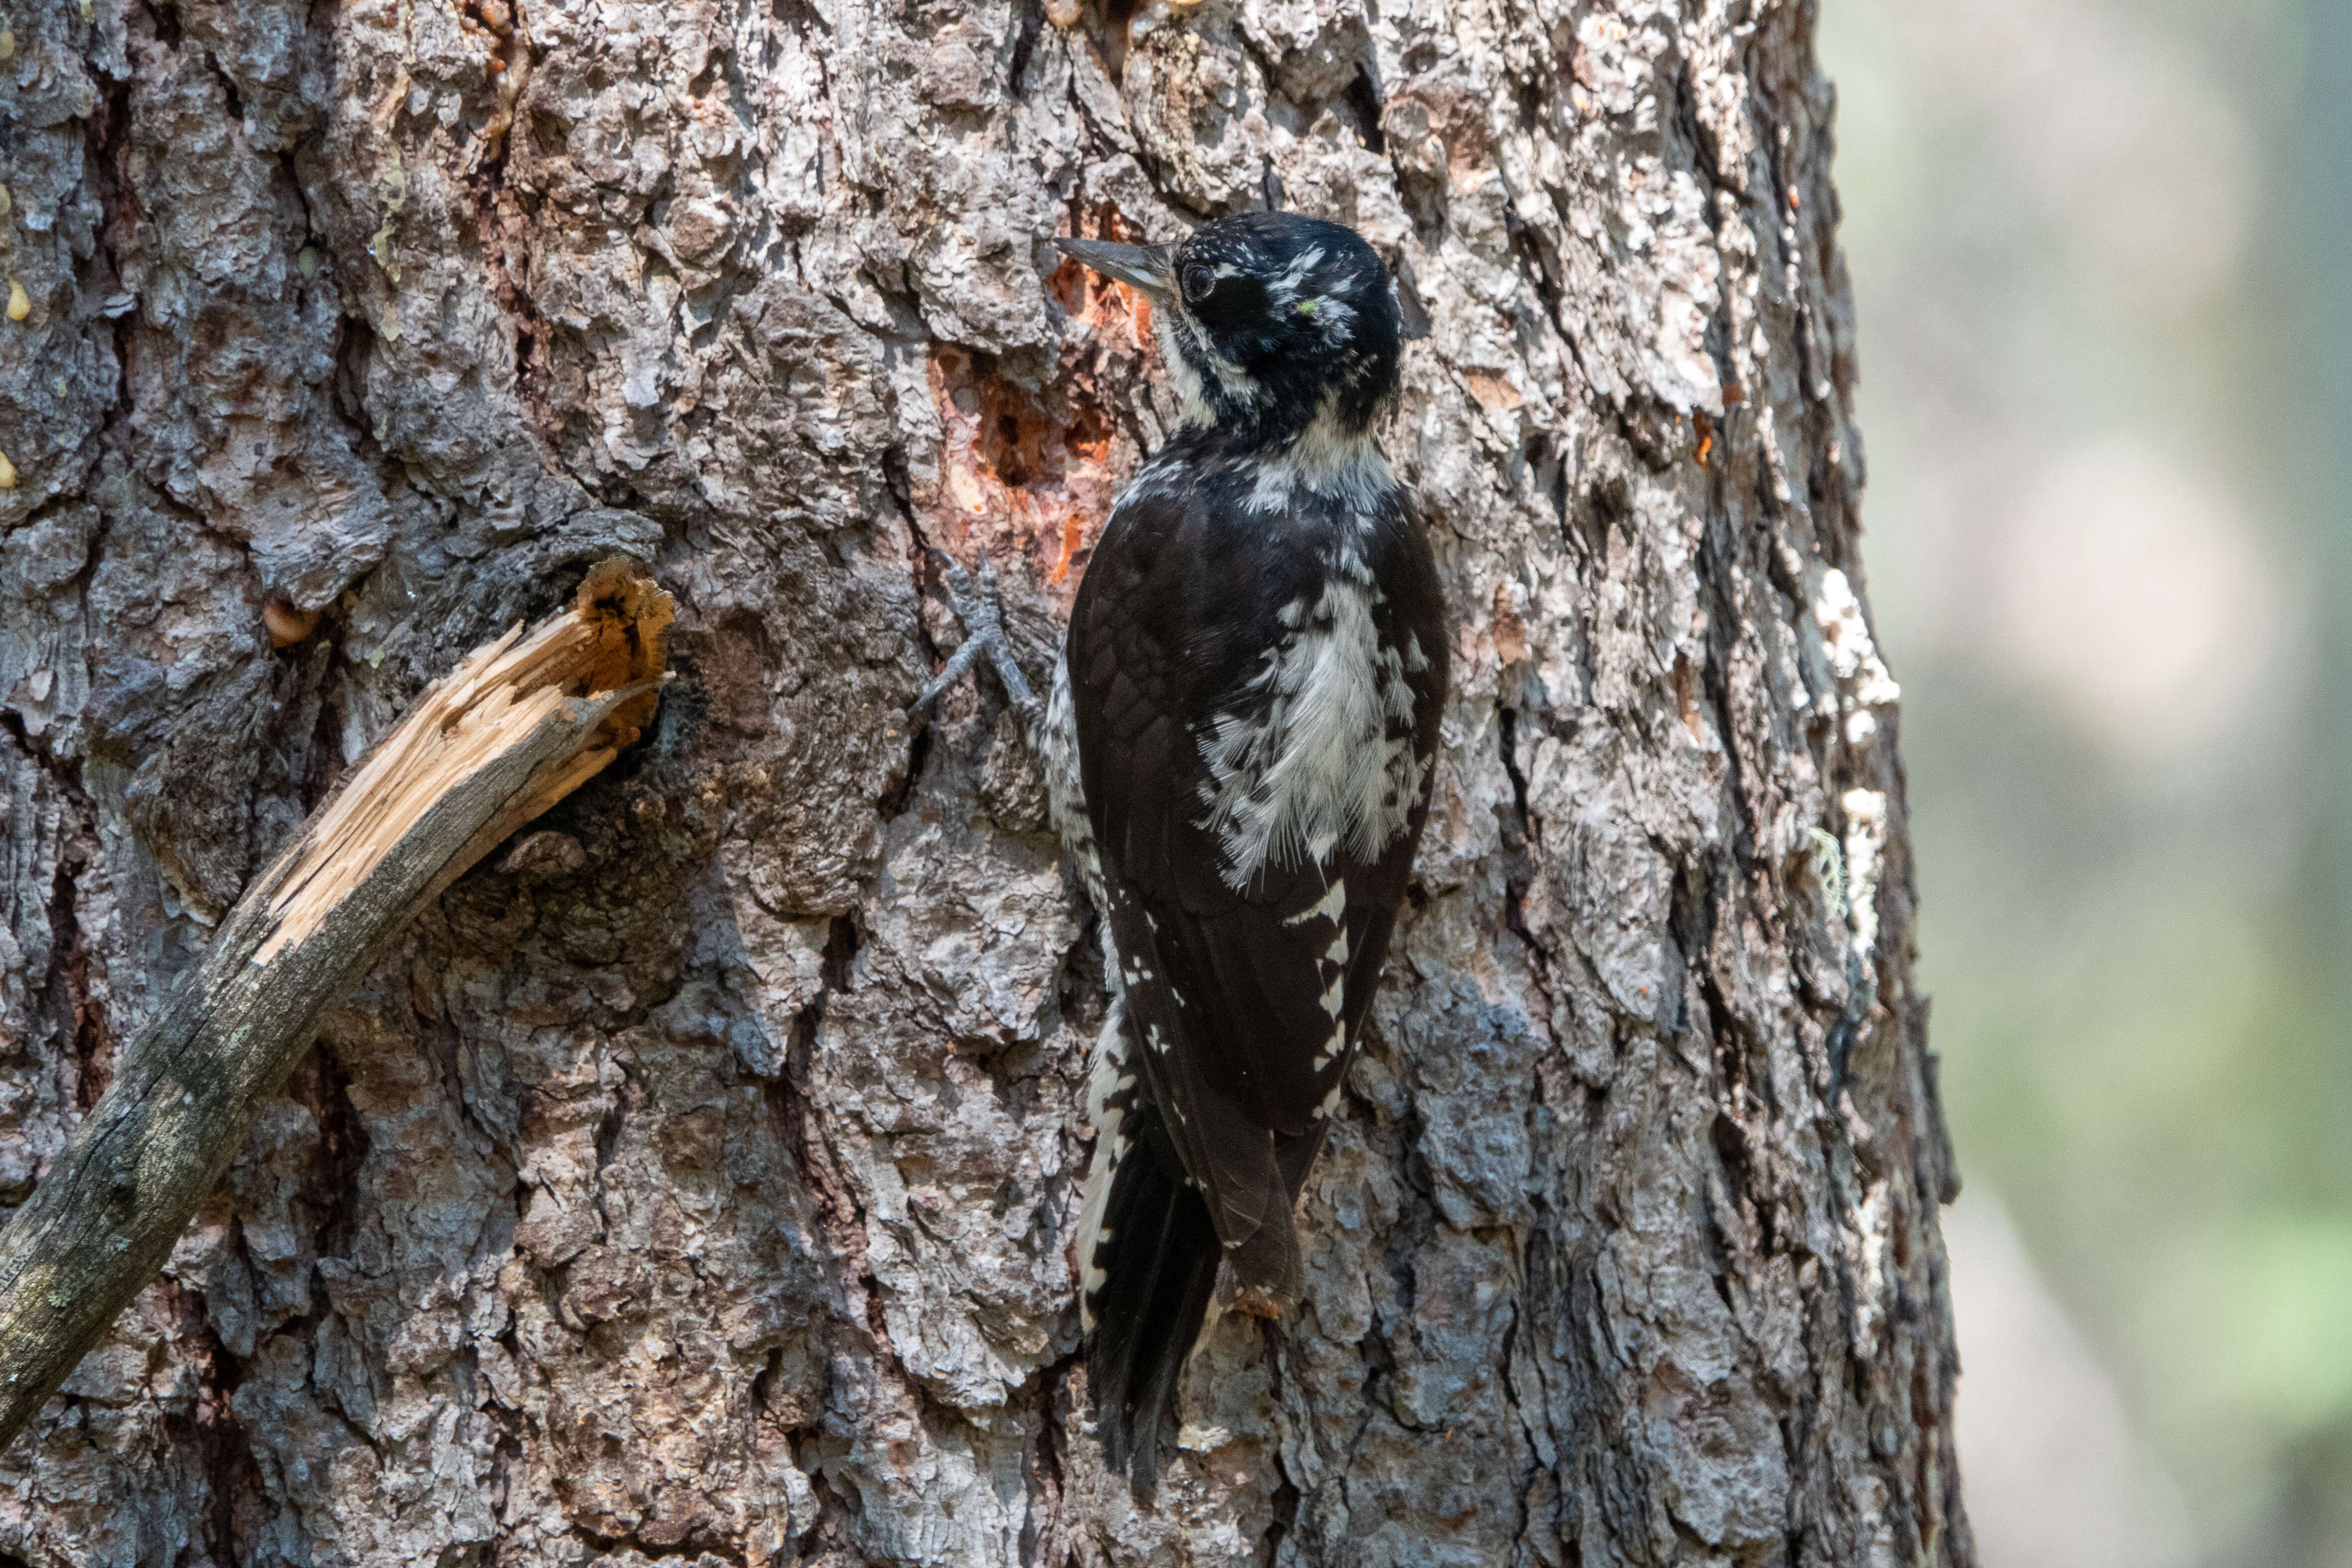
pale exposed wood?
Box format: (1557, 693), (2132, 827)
(256, 560), (672, 961)
(0, 559), (672, 1449)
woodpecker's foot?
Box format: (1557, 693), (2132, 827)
(912, 550), (1041, 729)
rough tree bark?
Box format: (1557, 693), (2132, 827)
(0, 0), (1969, 1563)
(0, 557), (673, 1446)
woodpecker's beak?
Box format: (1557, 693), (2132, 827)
(1057, 238), (1177, 301)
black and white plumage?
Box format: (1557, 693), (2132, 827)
(915, 212), (1448, 1494)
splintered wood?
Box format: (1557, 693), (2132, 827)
(0, 556), (675, 1454)
(257, 558), (673, 961)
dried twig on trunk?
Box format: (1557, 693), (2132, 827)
(0, 559), (674, 1448)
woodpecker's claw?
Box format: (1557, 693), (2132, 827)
(912, 549), (1040, 726)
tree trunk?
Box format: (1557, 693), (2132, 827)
(0, 0), (1970, 1563)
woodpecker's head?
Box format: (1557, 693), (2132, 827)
(1060, 213), (1428, 446)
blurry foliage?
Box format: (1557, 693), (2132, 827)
(1820, 0), (2348, 1561)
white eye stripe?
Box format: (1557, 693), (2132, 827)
(1277, 246), (1325, 297)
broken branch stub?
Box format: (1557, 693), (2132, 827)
(0, 558), (674, 1448)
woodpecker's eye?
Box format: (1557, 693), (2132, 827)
(1181, 265), (1216, 303)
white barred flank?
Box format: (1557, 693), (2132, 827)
(1285, 878), (1347, 928)
(1056, 663), (1133, 1333)
(1043, 653), (1103, 908)
(1074, 987), (1138, 1332)
(1311, 915), (1349, 1066)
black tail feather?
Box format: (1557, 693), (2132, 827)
(1085, 1142), (1220, 1496)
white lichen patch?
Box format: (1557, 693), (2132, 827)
(1840, 787), (1888, 961)
(1806, 826), (1848, 920)
(366, 148), (407, 285)
(1845, 1175), (1893, 1353)
(1811, 566), (1901, 743)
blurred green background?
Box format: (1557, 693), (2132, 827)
(1818, 0), (2350, 1562)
